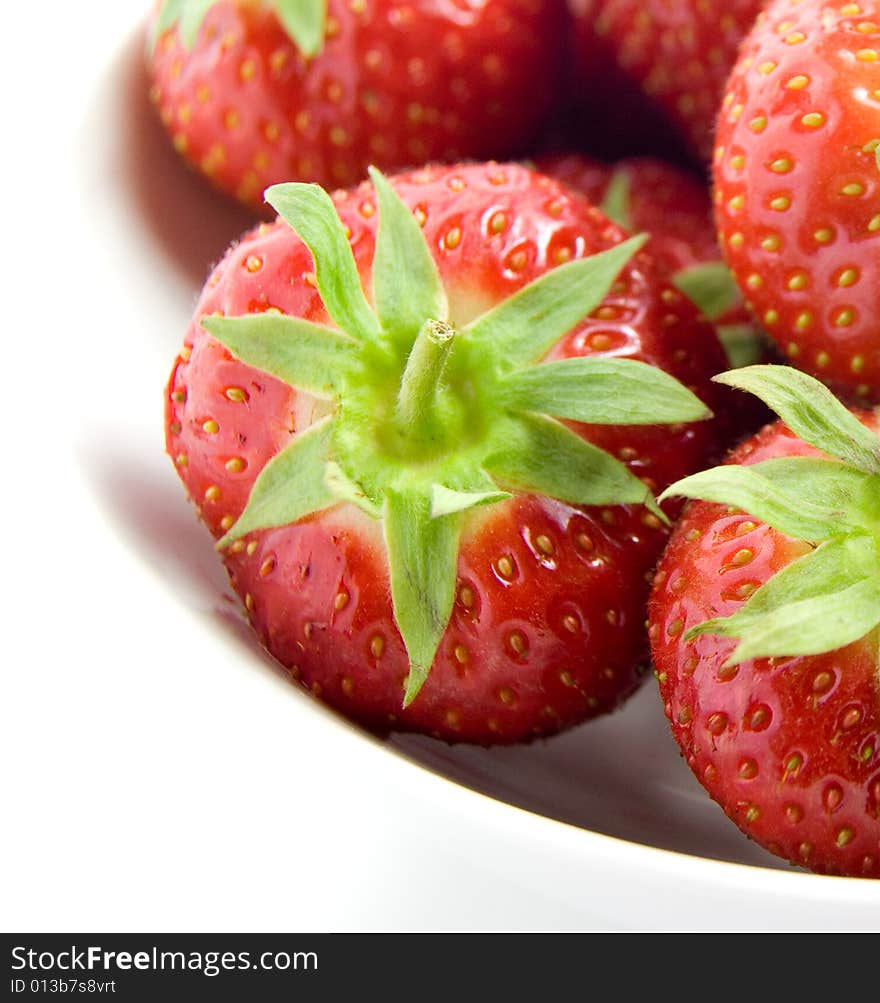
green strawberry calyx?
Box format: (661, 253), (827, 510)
(673, 262), (740, 324)
(204, 167), (712, 706)
(152, 0), (326, 58)
(660, 365), (880, 666)
(672, 262), (767, 369)
(599, 167), (634, 232)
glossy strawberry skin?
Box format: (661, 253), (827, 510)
(538, 152), (774, 441)
(148, 0), (564, 209)
(537, 153), (721, 277)
(649, 416), (880, 877)
(166, 162), (728, 743)
(225, 496), (664, 741)
(714, 0), (880, 405)
(566, 0), (765, 163)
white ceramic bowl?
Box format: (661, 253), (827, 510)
(4, 0), (878, 932)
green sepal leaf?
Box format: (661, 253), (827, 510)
(659, 465), (846, 542)
(178, 0), (217, 47)
(464, 235), (648, 368)
(485, 413), (665, 520)
(384, 489), (462, 707)
(151, 0), (216, 51)
(749, 458), (880, 533)
(265, 183), (382, 344)
(324, 462), (381, 518)
(701, 565), (880, 666)
(601, 168), (633, 231)
(368, 167), (448, 342)
(153, 0), (327, 57)
(499, 356), (711, 425)
(714, 365), (880, 475)
(274, 0), (327, 58)
(201, 313), (359, 400)
(217, 418), (336, 548)
(716, 323), (767, 369)
(741, 576), (880, 661)
(674, 262), (741, 321)
(430, 483), (511, 518)
(151, 0), (186, 50)
(688, 533), (877, 641)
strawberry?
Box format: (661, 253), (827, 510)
(566, 0), (765, 164)
(166, 161), (728, 743)
(651, 365), (880, 877)
(538, 152), (774, 433)
(148, 0), (564, 209)
(537, 154), (721, 278)
(714, 0), (880, 405)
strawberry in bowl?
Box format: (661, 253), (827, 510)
(714, 0), (880, 404)
(538, 152), (776, 441)
(148, 0), (564, 209)
(651, 365), (880, 877)
(537, 152), (770, 371)
(165, 161), (728, 743)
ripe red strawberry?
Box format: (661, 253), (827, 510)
(537, 153), (721, 277)
(148, 0), (564, 209)
(651, 365), (880, 877)
(566, 0), (765, 164)
(166, 161), (728, 743)
(538, 152), (774, 434)
(714, 0), (880, 406)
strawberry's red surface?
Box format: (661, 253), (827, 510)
(227, 495), (668, 740)
(538, 153), (720, 276)
(714, 0), (880, 404)
(567, 0), (765, 164)
(149, 0), (563, 209)
(650, 416), (880, 877)
(166, 162), (728, 743)
(539, 152), (774, 441)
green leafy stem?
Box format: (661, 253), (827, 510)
(661, 366), (880, 666)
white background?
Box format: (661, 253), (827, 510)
(2, 0), (879, 931)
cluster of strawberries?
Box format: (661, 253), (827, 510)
(155, 1), (879, 880)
